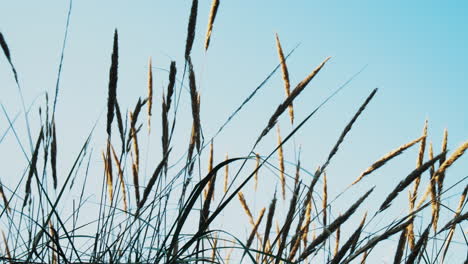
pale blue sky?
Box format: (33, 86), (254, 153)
(0, 1), (467, 262)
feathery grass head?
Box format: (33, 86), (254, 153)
(147, 57), (153, 131)
(24, 128), (44, 208)
(106, 29), (118, 137)
(379, 152), (446, 212)
(238, 191), (255, 227)
(0, 32), (12, 61)
(277, 124), (286, 200)
(185, 0), (198, 59)
(204, 0), (220, 51)
(299, 188), (374, 261)
(275, 33), (294, 124)
(257, 57), (330, 143)
(322, 172), (328, 226)
(353, 135), (423, 185)
(1, 6), (466, 263)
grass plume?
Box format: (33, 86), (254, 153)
(204, 0), (220, 51)
(106, 29), (118, 137)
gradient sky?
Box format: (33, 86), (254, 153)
(1, 1), (467, 262)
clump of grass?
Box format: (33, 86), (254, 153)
(0, 2), (466, 264)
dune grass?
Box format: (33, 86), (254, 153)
(0, 1), (467, 263)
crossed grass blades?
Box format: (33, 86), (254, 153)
(0, 1), (467, 263)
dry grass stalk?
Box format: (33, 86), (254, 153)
(295, 173), (318, 246)
(0, 32), (18, 83)
(352, 135), (424, 185)
(187, 123), (196, 174)
(275, 182), (300, 264)
(225, 243), (234, 264)
(407, 193), (416, 249)
(200, 167), (217, 230)
(0, 181), (10, 214)
(288, 222), (311, 262)
(131, 98), (147, 128)
(196, 93), (201, 150)
(441, 184), (468, 263)
(110, 144), (128, 212)
(438, 186), (467, 232)
(204, 0), (219, 51)
(342, 219), (412, 264)
(438, 211), (468, 235)
(379, 152), (445, 212)
(224, 153), (229, 193)
(334, 223), (341, 257)
(437, 129), (449, 193)
(320, 88), (378, 175)
(410, 120), (428, 207)
(188, 59), (201, 153)
(130, 112), (140, 173)
(434, 130), (448, 231)
(0, 33), (12, 62)
(262, 240), (272, 261)
(311, 222), (317, 241)
(293, 158), (301, 188)
(299, 188), (374, 261)
(434, 138), (468, 192)
(138, 151), (170, 211)
(49, 221), (59, 264)
(51, 121), (58, 189)
(428, 142), (435, 177)
(106, 29), (118, 137)
(114, 101), (125, 151)
(254, 153), (260, 191)
(246, 207), (266, 250)
(209, 143), (215, 198)
(330, 213), (367, 264)
(322, 172), (328, 227)
(288, 160), (304, 251)
(1, 230), (11, 263)
(433, 138), (468, 230)
(185, 0), (198, 59)
(102, 150), (113, 202)
(125, 98), (147, 153)
(237, 191), (262, 245)
(238, 192), (255, 227)
(129, 112), (141, 206)
(429, 143), (438, 231)
(275, 33), (293, 125)
(393, 225), (407, 264)
(288, 233), (302, 262)
(257, 57), (331, 142)
(262, 191), (277, 260)
(132, 163), (140, 206)
(162, 96), (169, 168)
(406, 202), (416, 249)
(24, 128), (44, 208)
(166, 61), (176, 110)
(147, 57), (153, 131)
(302, 199), (312, 247)
(277, 125), (286, 200)
(407, 121), (428, 250)
(360, 251), (368, 264)
(406, 224), (431, 264)
(414, 143), (437, 210)
(204, 142), (214, 200)
(162, 62), (176, 170)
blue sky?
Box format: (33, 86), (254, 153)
(0, 1), (467, 262)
